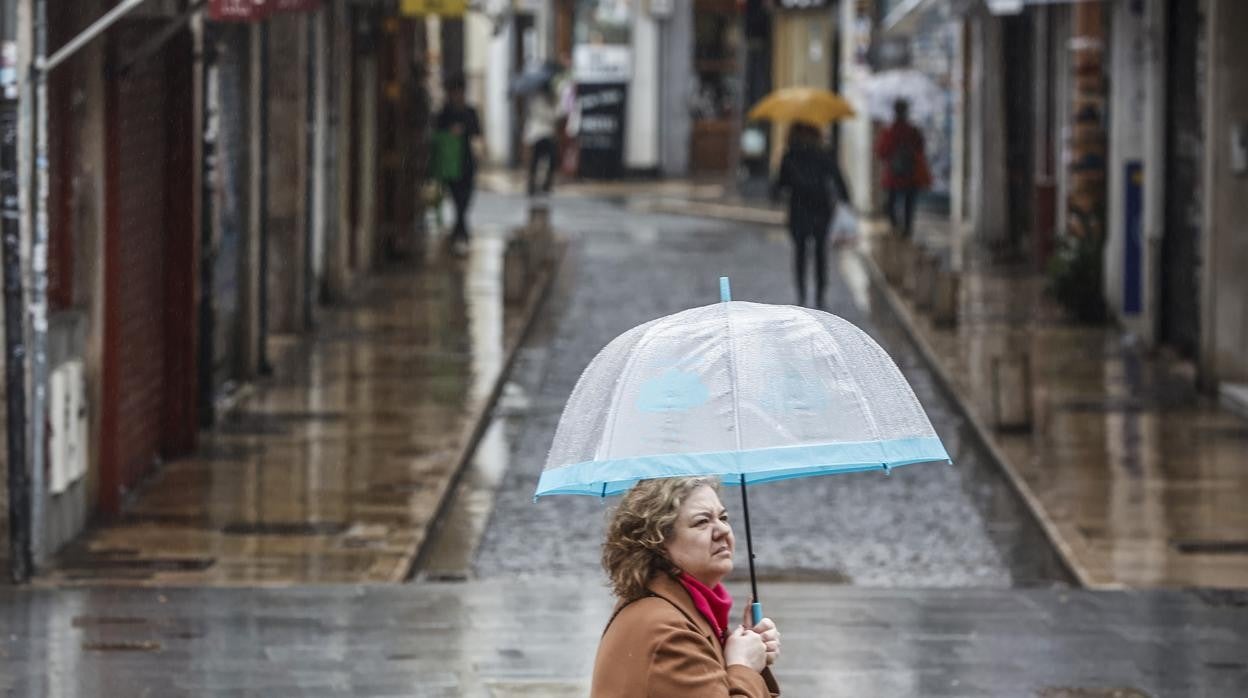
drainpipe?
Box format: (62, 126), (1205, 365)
(323, 12), (338, 304)
(1, 0), (30, 583)
(30, 0), (48, 568)
(199, 20), (217, 426)
(258, 18), (271, 375)
(303, 11), (315, 330)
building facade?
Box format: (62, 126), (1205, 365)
(2, 0), (439, 573)
(850, 0), (1246, 399)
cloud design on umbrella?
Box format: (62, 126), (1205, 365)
(636, 368), (710, 413)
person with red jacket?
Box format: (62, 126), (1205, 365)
(874, 99), (931, 239)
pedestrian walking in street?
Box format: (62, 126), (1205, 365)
(524, 84), (560, 196)
(434, 74), (482, 256)
(874, 99), (931, 240)
(590, 477), (782, 698)
(772, 123), (852, 309)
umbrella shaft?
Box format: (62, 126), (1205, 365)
(739, 474), (760, 608)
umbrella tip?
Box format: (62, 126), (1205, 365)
(882, 462), (892, 476)
(720, 277), (731, 303)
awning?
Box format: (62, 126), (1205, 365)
(985, 0), (1107, 15)
(880, 0), (955, 36)
(882, 0), (1106, 35)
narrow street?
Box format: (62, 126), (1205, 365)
(421, 189), (1071, 588)
(1, 184), (1245, 697)
(3, 0), (1248, 694)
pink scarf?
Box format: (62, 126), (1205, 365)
(676, 573), (733, 643)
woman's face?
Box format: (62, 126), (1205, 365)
(663, 485), (734, 587)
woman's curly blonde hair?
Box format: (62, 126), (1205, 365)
(602, 476), (720, 603)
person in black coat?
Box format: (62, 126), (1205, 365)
(772, 123), (852, 309)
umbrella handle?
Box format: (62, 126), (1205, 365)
(751, 602), (763, 626)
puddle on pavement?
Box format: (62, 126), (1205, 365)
(413, 414), (511, 580)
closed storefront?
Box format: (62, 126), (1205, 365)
(100, 20), (198, 515)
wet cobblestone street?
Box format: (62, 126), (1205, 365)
(463, 192), (1070, 588)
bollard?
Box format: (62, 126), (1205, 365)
(872, 233), (889, 273)
(503, 234), (530, 306)
(526, 202), (553, 268)
(883, 235), (903, 285)
(991, 352), (1033, 433)
(528, 201), (551, 232)
(915, 251), (938, 311)
(901, 242), (921, 297)
(529, 221), (553, 269)
(934, 269), (959, 327)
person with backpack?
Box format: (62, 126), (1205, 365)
(524, 83), (560, 196)
(433, 74), (483, 256)
(875, 99), (931, 239)
(772, 123), (853, 309)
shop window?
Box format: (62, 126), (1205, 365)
(691, 0), (740, 173)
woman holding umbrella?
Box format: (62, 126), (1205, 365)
(537, 279), (952, 697)
(591, 476), (781, 697)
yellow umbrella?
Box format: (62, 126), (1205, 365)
(747, 87), (855, 126)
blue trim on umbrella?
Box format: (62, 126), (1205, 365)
(534, 436), (951, 498)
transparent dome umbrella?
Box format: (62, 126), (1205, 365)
(535, 278), (951, 623)
(857, 68), (946, 123)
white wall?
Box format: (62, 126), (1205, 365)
(1105, 0), (1162, 340)
(1201, 0), (1248, 385)
(625, 8), (659, 170)
(1141, 0), (1167, 347)
(479, 14), (513, 165)
(968, 10), (1007, 245)
(839, 0), (877, 213)
(658, 2), (693, 176)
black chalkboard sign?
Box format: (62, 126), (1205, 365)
(576, 82), (628, 179)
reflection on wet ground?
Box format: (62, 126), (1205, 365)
(1, 581), (1244, 697)
(37, 228), (534, 585)
(867, 232), (1248, 589)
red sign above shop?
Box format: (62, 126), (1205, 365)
(268, 0), (323, 12)
(208, 0), (322, 22)
(209, 0), (268, 21)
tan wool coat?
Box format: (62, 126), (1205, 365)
(589, 573), (781, 697)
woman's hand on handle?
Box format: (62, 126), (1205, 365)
(744, 601), (781, 667)
(750, 617), (781, 667)
(723, 625), (767, 673)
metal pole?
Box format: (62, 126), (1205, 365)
(303, 11), (315, 329)
(41, 0), (148, 74)
(30, 0), (49, 569)
(199, 20), (217, 427)
(257, 18), (271, 375)
(1, 0), (31, 583)
(323, 10), (339, 303)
